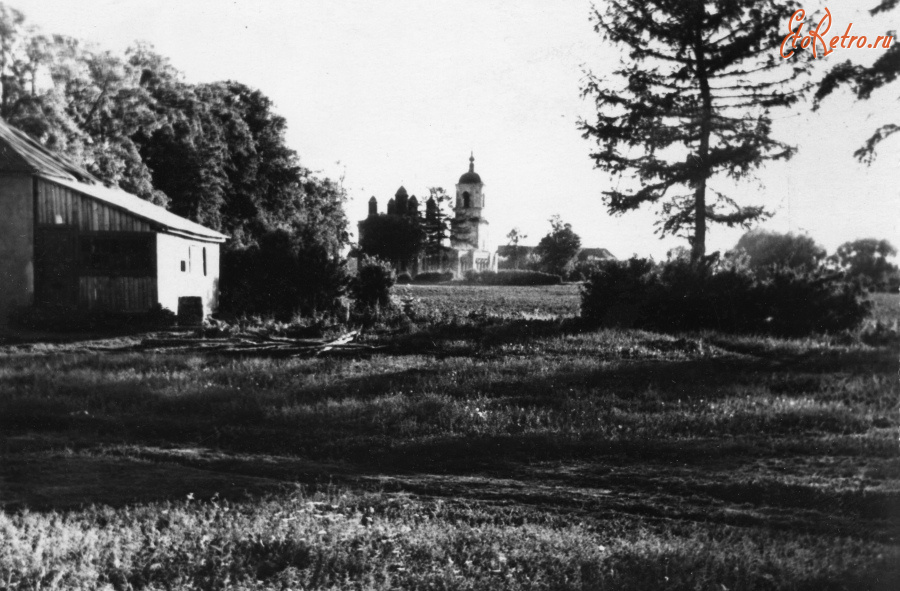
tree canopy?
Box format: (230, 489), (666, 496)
(505, 227), (528, 270)
(580, 0), (811, 262)
(832, 238), (899, 291)
(357, 214), (425, 270)
(422, 187), (452, 258)
(733, 230), (826, 272)
(535, 215), (581, 276)
(0, 4), (347, 254)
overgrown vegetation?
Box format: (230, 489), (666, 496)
(413, 271), (454, 284)
(1, 285), (898, 589)
(1, 287), (898, 589)
(349, 256), (396, 313)
(463, 270), (562, 286)
(219, 229), (348, 319)
(582, 258), (871, 336)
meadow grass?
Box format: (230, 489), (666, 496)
(0, 287), (897, 590)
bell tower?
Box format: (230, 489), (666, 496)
(452, 153), (489, 251)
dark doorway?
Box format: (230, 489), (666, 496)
(35, 227), (78, 308)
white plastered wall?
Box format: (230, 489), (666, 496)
(155, 233), (220, 316)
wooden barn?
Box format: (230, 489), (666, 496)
(0, 119), (227, 324)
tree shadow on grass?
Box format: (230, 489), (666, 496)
(1, 325), (896, 544)
(0, 452), (293, 511)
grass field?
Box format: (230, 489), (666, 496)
(395, 283), (582, 318)
(1, 286), (898, 590)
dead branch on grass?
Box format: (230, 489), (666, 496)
(140, 330), (382, 357)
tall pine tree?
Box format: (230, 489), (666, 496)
(580, 0), (811, 262)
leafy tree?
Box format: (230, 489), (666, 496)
(580, 0), (811, 262)
(349, 256), (396, 312)
(422, 186), (451, 258)
(832, 238), (899, 291)
(505, 227), (528, 270)
(534, 215), (581, 276)
(0, 5), (349, 256)
(0, 3), (351, 316)
(814, 1), (899, 163)
(219, 229), (348, 319)
(357, 213), (425, 271)
(732, 230), (826, 272)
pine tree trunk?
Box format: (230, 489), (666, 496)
(692, 10), (711, 264)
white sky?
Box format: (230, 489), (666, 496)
(9, 0), (898, 259)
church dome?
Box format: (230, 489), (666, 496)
(458, 171), (482, 184)
(458, 153), (482, 184)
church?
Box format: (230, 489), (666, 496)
(359, 154), (499, 277)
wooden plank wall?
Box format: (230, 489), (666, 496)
(78, 276), (157, 313)
(36, 179), (151, 232)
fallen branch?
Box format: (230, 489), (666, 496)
(140, 330), (377, 358)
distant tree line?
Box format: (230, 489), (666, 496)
(503, 212), (899, 292)
(730, 231), (899, 292)
(0, 3), (349, 317)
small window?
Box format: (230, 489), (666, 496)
(462, 191), (471, 208)
(180, 261), (186, 272)
(202, 247), (207, 276)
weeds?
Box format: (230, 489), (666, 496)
(0, 287), (898, 590)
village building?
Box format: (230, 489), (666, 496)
(495, 245), (616, 269)
(359, 154), (499, 276)
(0, 119), (226, 324)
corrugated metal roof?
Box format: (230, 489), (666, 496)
(43, 175), (227, 242)
(0, 118), (226, 242)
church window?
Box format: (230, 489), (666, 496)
(463, 191), (471, 208)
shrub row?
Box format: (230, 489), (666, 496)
(413, 271), (455, 283)
(581, 258), (870, 336)
(464, 270), (562, 286)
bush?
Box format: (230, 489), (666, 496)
(147, 303), (178, 328)
(350, 256), (395, 311)
(413, 271), (454, 283)
(219, 229), (349, 320)
(581, 258), (870, 336)
(580, 258), (654, 327)
(396, 273), (412, 285)
(566, 260), (603, 282)
(463, 270), (562, 286)
(757, 267), (870, 335)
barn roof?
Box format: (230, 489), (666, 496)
(0, 119), (100, 183)
(576, 248), (616, 261)
(0, 118), (226, 243)
(44, 176), (227, 242)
